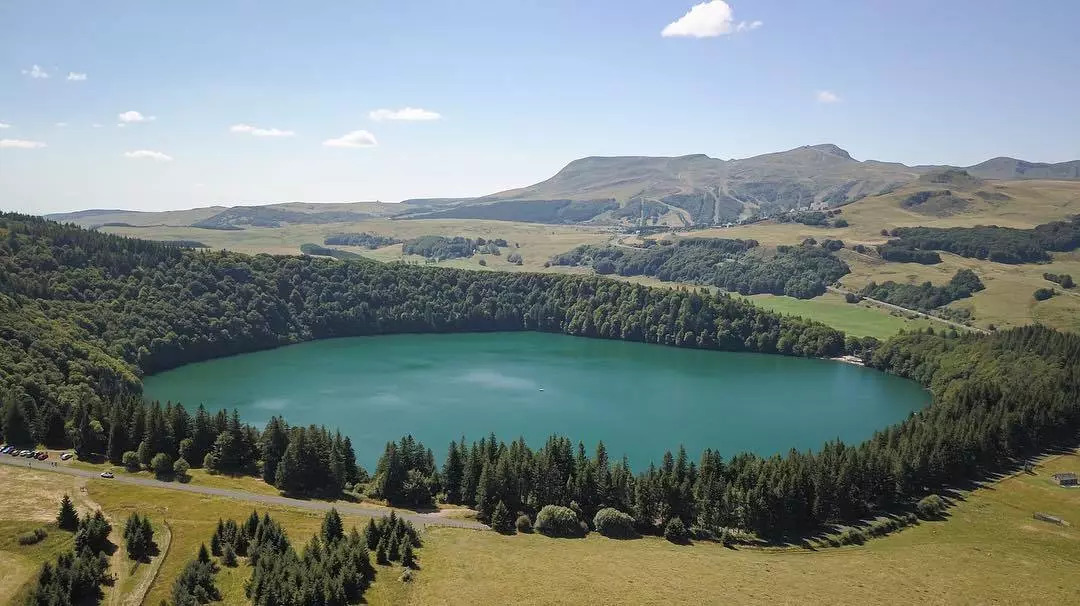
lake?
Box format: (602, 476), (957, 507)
(142, 332), (930, 469)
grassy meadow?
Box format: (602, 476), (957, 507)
(2, 449), (1078, 604)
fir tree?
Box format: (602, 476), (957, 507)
(490, 500), (514, 534)
(57, 494), (79, 531)
(364, 517), (380, 550)
(197, 543), (211, 564)
(321, 508), (344, 544)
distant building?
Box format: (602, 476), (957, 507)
(1051, 472), (1078, 486)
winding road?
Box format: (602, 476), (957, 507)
(0, 456), (487, 530)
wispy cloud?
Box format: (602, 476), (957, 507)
(55, 122), (68, 128)
(816, 90), (841, 104)
(369, 107), (441, 121)
(117, 110), (156, 124)
(91, 123), (104, 128)
(323, 130), (378, 148)
(21, 64), (50, 79)
(1, 139), (47, 149)
(0, 123), (10, 129)
(662, 1), (761, 38)
(123, 149), (173, 161)
(66, 72), (87, 81)
(230, 123), (296, 137)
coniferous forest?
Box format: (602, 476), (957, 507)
(1, 212), (1079, 546)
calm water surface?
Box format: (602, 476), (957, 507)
(143, 332), (929, 469)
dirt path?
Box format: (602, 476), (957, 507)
(123, 522), (171, 606)
(0, 458), (487, 530)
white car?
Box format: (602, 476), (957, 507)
(60, 453), (74, 461)
(100, 471), (114, 479)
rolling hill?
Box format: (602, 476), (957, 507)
(47, 145), (1080, 230)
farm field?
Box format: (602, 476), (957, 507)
(2, 450), (1077, 605)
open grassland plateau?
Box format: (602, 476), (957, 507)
(2, 451), (1078, 605)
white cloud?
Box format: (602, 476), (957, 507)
(66, 72), (87, 81)
(92, 123), (104, 128)
(117, 110), (156, 124)
(21, 64), (50, 78)
(323, 130), (378, 148)
(0, 123), (10, 129)
(816, 90), (841, 104)
(123, 149), (173, 161)
(368, 107), (441, 121)
(55, 122), (68, 128)
(662, 1), (761, 38)
(230, 123), (296, 137)
(0, 139), (47, 149)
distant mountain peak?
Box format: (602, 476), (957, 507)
(805, 144), (853, 160)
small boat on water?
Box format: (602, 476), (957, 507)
(538, 388), (544, 392)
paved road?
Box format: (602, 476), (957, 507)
(0, 456), (487, 530)
(826, 286), (989, 334)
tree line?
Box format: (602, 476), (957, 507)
(881, 216), (1080, 264)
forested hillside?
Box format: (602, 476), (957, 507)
(1, 213), (1078, 544)
(551, 238), (850, 299)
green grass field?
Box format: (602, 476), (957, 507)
(2, 449), (1078, 604)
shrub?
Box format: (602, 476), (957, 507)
(514, 514), (533, 534)
(1033, 287), (1055, 301)
(663, 517), (689, 544)
(478, 259), (487, 266)
(916, 494), (947, 519)
(151, 452), (173, 477)
(534, 505), (584, 538)
(122, 450), (140, 471)
(593, 508), (637, 539)
(173, 457), (190, 480)
(836, 527), (867, 545)
(18, 528), (48, 545)
(833, 218), (849, 228)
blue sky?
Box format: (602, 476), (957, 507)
(2, 0), (1078, 214)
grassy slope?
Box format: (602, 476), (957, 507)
(2, 451), (1078, 604)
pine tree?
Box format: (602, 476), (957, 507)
(490, 500), (514, 534)
(442, 440), (464, 503)
(364, 518), (380, 550)
(210, 531), (222, 557)
(221, 543), (237, 567)
(57, 494), (79, 531)
(321, 508), (344, 544)
(274, 442), (303, 493)
(401, 541), (416, 569)
(375, 534), (389, 565)
(106, 412), (126, 465)
(1, 396), (34, 447)
(259, 417), (289, 485)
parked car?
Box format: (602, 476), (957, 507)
(0, 446), (12, 454)
(61, 453), (74, 461)
(23, 451), (35, 458)
(100, 471), (114, 478)
(36, 452), (48, 460)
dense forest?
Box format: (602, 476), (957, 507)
(1, 213), (1079, 547)
(549, 238), (850, 299)
(882, 216), (1080, 264)
(401, 235), (507, 260)
(860, 269), (985, 312)
(322, 233), (400, 249)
